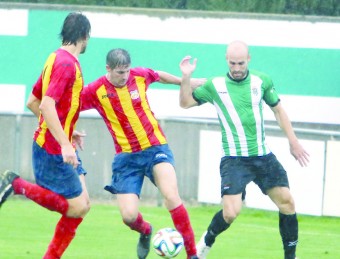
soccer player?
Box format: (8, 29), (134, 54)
(178, 40), (310, 259)
(0, 12), (91, 258)
(81, 48), (204, 259)
(26, 81), (90, 213)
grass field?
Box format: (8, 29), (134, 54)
(0, 197), (339, 259)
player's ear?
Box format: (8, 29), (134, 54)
(248, 54), (251, 62)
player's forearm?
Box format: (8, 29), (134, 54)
(274, 108), (299, 145)
(157, 71), (181, 85)
(179, 73), (195, 108)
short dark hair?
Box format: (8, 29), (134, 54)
(106, 48), (131, 69)
(60, 12), (91, 45)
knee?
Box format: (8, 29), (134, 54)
(83, 200), (91, 215)
(163, 193), (181, 210)
(223, 210), (238, 224)
(269, 187), (296, 214)
(278, 197), (295, 214)
(122, 215), (137, 225)
(79, 197), (91, 216)
(121, 211), (138, 225)
(67, 199), (91, 218)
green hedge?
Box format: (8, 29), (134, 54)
(3, 0), (340, 16)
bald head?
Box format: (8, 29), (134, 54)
(226, 40), (249, 58)
(226, 40), (250, 80)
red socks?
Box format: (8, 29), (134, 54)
(12, 178), (83, 258)
(43, 216), (83, 258)
(125, 212), (152, 235)
(124, 206), (196, 256)
(170, 204), (197, 257)
(12, 177), (68, 215)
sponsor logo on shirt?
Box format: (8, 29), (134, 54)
(102, 93), (115, 99)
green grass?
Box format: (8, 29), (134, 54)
(0, 198), (339, 259)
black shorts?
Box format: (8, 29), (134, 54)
(220, 153), (289, 197)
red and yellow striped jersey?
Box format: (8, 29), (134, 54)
(32, 49), (83, 154)
(81, 67), (167, 153)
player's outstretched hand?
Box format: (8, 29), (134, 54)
(290, 142), (310, 167)
(179, 56), (197, 76)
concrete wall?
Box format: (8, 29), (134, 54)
(1, 113), (339, 216)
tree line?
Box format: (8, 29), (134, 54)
(5, 0), (340, 16)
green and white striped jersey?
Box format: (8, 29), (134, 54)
(193, 70), (280, 157)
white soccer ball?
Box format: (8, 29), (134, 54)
(152, 228), (184, 258)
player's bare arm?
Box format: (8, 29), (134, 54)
(26, 93), (41, 118)
(157, 70), (206, 90)
(157, 71), (181, 85)
(271, 103), (310, 167)
(27, 93), (85, 156)
(39, 96), (78, 167)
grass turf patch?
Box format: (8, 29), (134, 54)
(0, 197), (339, 258)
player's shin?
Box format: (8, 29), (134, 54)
(205, 209), (230, 246)
(170, 204), (197, 257)
(279, 212), (298, 259)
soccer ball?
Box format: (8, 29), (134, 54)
(152, 228), (184, 258)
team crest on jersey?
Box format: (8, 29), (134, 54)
(130, 90), (140, 100)
(252, 88), (258, 96)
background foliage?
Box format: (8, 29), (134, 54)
(2, 0), (340, 16)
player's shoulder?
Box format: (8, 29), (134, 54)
(193, 76), (223, 95)
(55, 49), (76, 61)
(249, 69), (271, 80)
(85, 76), (106, 90)
(131, 67), (155, 75)
(206, 75), (227, 86)
(53, 49), (78, 69)
(249, 69), (274, 86)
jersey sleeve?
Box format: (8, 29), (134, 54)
(32, 74), (43, 100)
(133, 67), (160, 90)
(262, 76), (280, 107)
(81, 84), (95, 111)
(192, 79), (214, 105)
